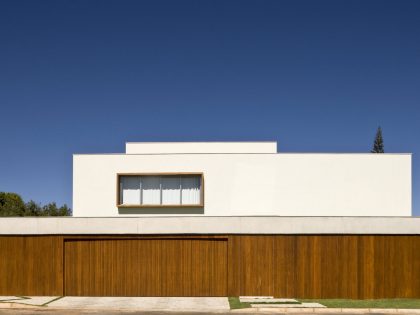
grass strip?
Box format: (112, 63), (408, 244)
(228, 297), (251, 309)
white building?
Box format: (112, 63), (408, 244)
(72, 141), (411, 217)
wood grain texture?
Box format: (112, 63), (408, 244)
(0, 235), (419, 298)
(64, 238), (227, 296)
(271, 235), (419, 299)
(0, 236), (63, 296)
(227, 235), (419, 298)
(191, 239), (228, 296)
(239, 236), (275, 296)
(227, 235), (241, 296)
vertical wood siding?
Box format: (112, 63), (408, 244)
(229, 235), (420, 298)
(0, 236), (63, 296)
(64, 238), (228, 296)
(0, 235), (419, 298)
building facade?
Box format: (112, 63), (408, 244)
(0, 142), (417, 298)
(73, 141), (412, 216)
(0, 217), (419, 297)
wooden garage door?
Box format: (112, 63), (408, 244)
(64, 238), (227, 296)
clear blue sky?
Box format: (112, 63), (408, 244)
(0, 0), (419, 215)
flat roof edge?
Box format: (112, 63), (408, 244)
(72, 152), (413, 156)
(125, 141), (278, 144)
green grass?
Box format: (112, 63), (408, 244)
(300, 299), (420, 309)
(228, 297), (251, 309)
(229, 297), (420, 310)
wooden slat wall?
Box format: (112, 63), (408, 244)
(0, 236), (63, 296)
(191, 239), (228, 296)
(64, 238), (228, 296)
(237, 236), (275, 296)
(228, 235), (420, 299)
(0, 235), (419, 298)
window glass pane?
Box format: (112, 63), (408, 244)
(161, 177), (181, 205)
(121, 176), (140, 205)
(181, 176), (201, 205)
(141, 176), (161, 205)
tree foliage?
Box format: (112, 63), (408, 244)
(371, 126), (384, 153)
(0, 192), (26, 216)
(0, 192), (71, 217)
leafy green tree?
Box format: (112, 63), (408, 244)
(24, 200), (43, 216)
(40, 202), (71, 216)
(0, 192), (26, 216)
(0, 192), (71, 216)
(371, 126), (384, 153)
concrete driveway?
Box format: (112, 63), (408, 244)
(0, 296), (230, 312)
(51, 297), (230, 311)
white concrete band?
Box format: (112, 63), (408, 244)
(0, 217), (419, 235)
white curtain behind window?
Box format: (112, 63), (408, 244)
(181, 176), (201, 205)
(161, 177), (181, 205)
(121, 176), (140, 205)
(142, 176), (161, 205)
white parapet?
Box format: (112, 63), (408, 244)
(125, 141), (278, 154)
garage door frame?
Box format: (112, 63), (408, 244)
(63, 236), (228, 296)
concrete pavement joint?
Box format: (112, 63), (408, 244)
(42, 296), (64, 306)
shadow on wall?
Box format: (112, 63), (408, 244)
(118, 207), (204, 215)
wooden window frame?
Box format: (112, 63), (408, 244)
(116, 173), (204, 208)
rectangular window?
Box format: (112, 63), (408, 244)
(161, 177), (181, 205)
(142, 176), (161, 205)
(120, 176), (140, 205)
(118, 174), (203, 207)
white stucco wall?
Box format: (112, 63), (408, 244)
(73, 153), (411, 217)
(125, 141), (277, 154)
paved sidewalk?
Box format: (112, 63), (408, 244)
(0, 296), (60, 306)
(49, 297), (229, 311)
(1, 308), (420, 315)
(1, 296), (420, 314)
(239, 296), (326, 309)
(0, 296), (229, 311)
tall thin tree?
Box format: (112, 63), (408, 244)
(371, 126), (384, 153)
